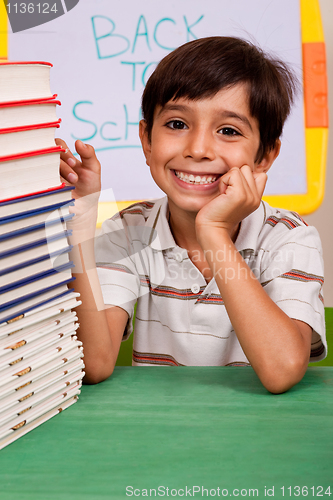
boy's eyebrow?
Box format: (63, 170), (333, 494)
(157, 103), (189, 116)
(157, 104), (253, 131)
(219, 111), (253, 131)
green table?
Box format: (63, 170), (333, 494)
(0, 367), (332, 500)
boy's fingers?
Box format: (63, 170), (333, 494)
(220, 167), (247, 193)
(253, 172), (268, 198)
(75, 140), (101, 173)
(56, 137), (80, 170)
(59, 158), (78, 184)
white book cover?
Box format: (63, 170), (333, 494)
(0, 383), (81, 444)
(0, 371), (84, 427)
(0, 285), (72, 324)
(0, 335), (82, 388)
(0, 395), (78, 451)
(0, 358), (84, 411)
(0, 347), (83, 400)
(0, 321), (79, 370)
(0, 309), (76, 351)
(0, 292), (81, 334)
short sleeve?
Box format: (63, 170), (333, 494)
(258, 224), (326, 361)
(95, 215), (140, 339)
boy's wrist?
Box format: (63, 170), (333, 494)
(195, 221), (238, 249)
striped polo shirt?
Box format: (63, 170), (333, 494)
(95, 197), (326, 366)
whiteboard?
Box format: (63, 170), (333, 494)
(8, 0), (306, 202)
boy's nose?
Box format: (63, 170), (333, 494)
(183, 128), (216, 161)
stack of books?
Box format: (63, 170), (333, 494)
(0, 61), (84, 450)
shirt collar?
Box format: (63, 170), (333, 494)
(235, 201), (267, 252)
(145, 197), (266, 253)
(145, 197), (177, 251)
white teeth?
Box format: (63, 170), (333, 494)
(175, 171), (217, 185)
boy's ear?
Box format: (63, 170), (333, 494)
(255, 139), (281, 173)
(139, 119), (151, 166)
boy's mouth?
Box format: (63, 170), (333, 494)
(174, 170), (221, 185)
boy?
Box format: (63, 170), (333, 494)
(58, 37), (326, 393)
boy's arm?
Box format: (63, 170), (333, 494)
(58, 139), (128, 384)
(196, 165), (312, 394)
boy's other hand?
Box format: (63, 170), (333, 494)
(56, 139), (101, 230)
(196, 165), (267, 240)
(57, 138), (101, 202)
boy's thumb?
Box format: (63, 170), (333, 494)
(75, 140), (100, 172)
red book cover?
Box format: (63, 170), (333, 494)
(0, 61), (53, 67)
(0, 97), (60, 108)
(0, 183), (69, 204)
(0, 121), (61, 134)
(0, 145), (65, 163)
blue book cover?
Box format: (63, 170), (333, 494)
(0, 261), (74, 294)
(0, 278), (76, 313)
(0, 212), (74, 242)
(0, 199), (74, 225)
(0, 245), (73, 276)
(0, 288), (75, 325)
(0, 230), (72, 259)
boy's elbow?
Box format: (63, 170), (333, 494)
(82, 355), (116, 385)
(83, 367), (114, 385)
(259, 356), (309, 394)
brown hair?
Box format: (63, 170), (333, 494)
(141, 37), (298, 162)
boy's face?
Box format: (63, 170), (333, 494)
(140, 84), (280, 216)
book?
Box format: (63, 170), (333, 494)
(0, 219), (67, 252)
(0, 59), (84, 451)
(0, 382), (82, 442)
(0, 62), (54, 103)
(1, 250), (70, 288)
(0, 285), (74, 324)
(0, 395), (79, 451)
(0, 292), (81, 335)
(0, 310), (77, 351)
(0, 97), (60, 129)
(0, 231), (72, 271)
(0, 121), (61, 157)
(0, 356), (83, 403)
(0, 204), (73, 236)
(0, 184), (73, 218)
(0, 334), (82, 388)
(0, 345), (83, 398)
(0, 146), (65, 199)
(0, 322), (78, 372)
(0, 370), (84, 427)
(0, 262), (74, 305)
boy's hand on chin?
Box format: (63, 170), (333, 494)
(196, 165), (267, 240)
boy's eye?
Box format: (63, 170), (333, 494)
(218, 127), (240, 136)
(166, 120), (187, 130)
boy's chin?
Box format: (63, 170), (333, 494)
(168, 194), (218, 215)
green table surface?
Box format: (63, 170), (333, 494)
(0, 367), (332, 500)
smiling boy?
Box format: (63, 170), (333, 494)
(59, 37), (326, 393)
